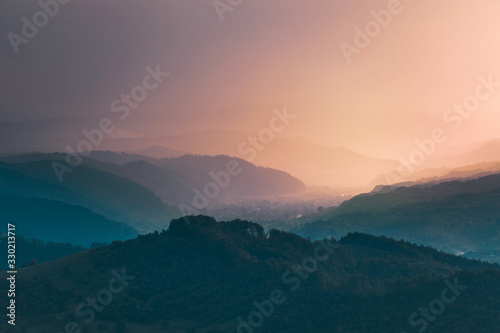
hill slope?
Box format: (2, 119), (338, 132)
(0, 195), (138, 246)
(0, 157), (177, 230)
(3, 152), (307, 206)
(294, 173), (500, 261)
(1, 216), (499, 332)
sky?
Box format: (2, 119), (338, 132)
(1, 0), (500, 159)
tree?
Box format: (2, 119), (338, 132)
(116, 321), (126, 333)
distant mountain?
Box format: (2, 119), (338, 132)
(0, 195), (137, 246)
(71, 151), (307, 204)
(100, 130), (254, 155)
(126, 145), (189, 159)
(158, 155), (307, 200)
(431, 138), (500, 168)
(0, 156), (177, 231)
(294, 173), (500, 260)
(249, 137), (398, 190)
(371, 160), (500, 187)
(0, 117), (401, 190)
(2, 216), (499, 332)
(4, 114), (500, 191)
(96, 131), (399, 190)
(340, 173), (500, 213)
(366, 138), (500, 188)
(88, 150), (160, 165)
(110, 154), (305, 206)
(0, 152), (306, 224)
(117, 159), (194, 203)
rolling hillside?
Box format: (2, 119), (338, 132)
(0, 159), (175, 231)
(0, 195), (137, 246)
(1, 216), (498, 332)
(294, 173), (500, 261)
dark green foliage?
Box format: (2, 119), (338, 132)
(0, 233), (86, 269)
(2, 216), (499, 332)
(115, 320), (126, 333)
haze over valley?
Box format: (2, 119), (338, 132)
(1, 0), (500, 332)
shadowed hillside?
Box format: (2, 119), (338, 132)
(2, 216), (499, 332)
(294, 173), (500, 262)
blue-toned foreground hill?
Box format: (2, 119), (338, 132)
(1, 216), (499, 332)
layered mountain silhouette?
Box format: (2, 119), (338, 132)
(0, 195), (137, 246)
(1, 216), (498, 332)
(5, 113), (500, 191)
(0, 152), (305, 245)
(0, 118), (400, 190)
(295, 173), (500, 262)
(372, 138), (500, 187)
(0, 157), (174, 231)
(429, 138), (500, 168)
(87, 151), (307, 204)
(371, 160), (500, 187)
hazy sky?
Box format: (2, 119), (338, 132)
(1, 0), (500, 158)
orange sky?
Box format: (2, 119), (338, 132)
(147, 0), (500, 158)
(2, 0), (500, 160)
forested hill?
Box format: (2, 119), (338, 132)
(294, 173), (500, 262)
(1, 216), (499, 332)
